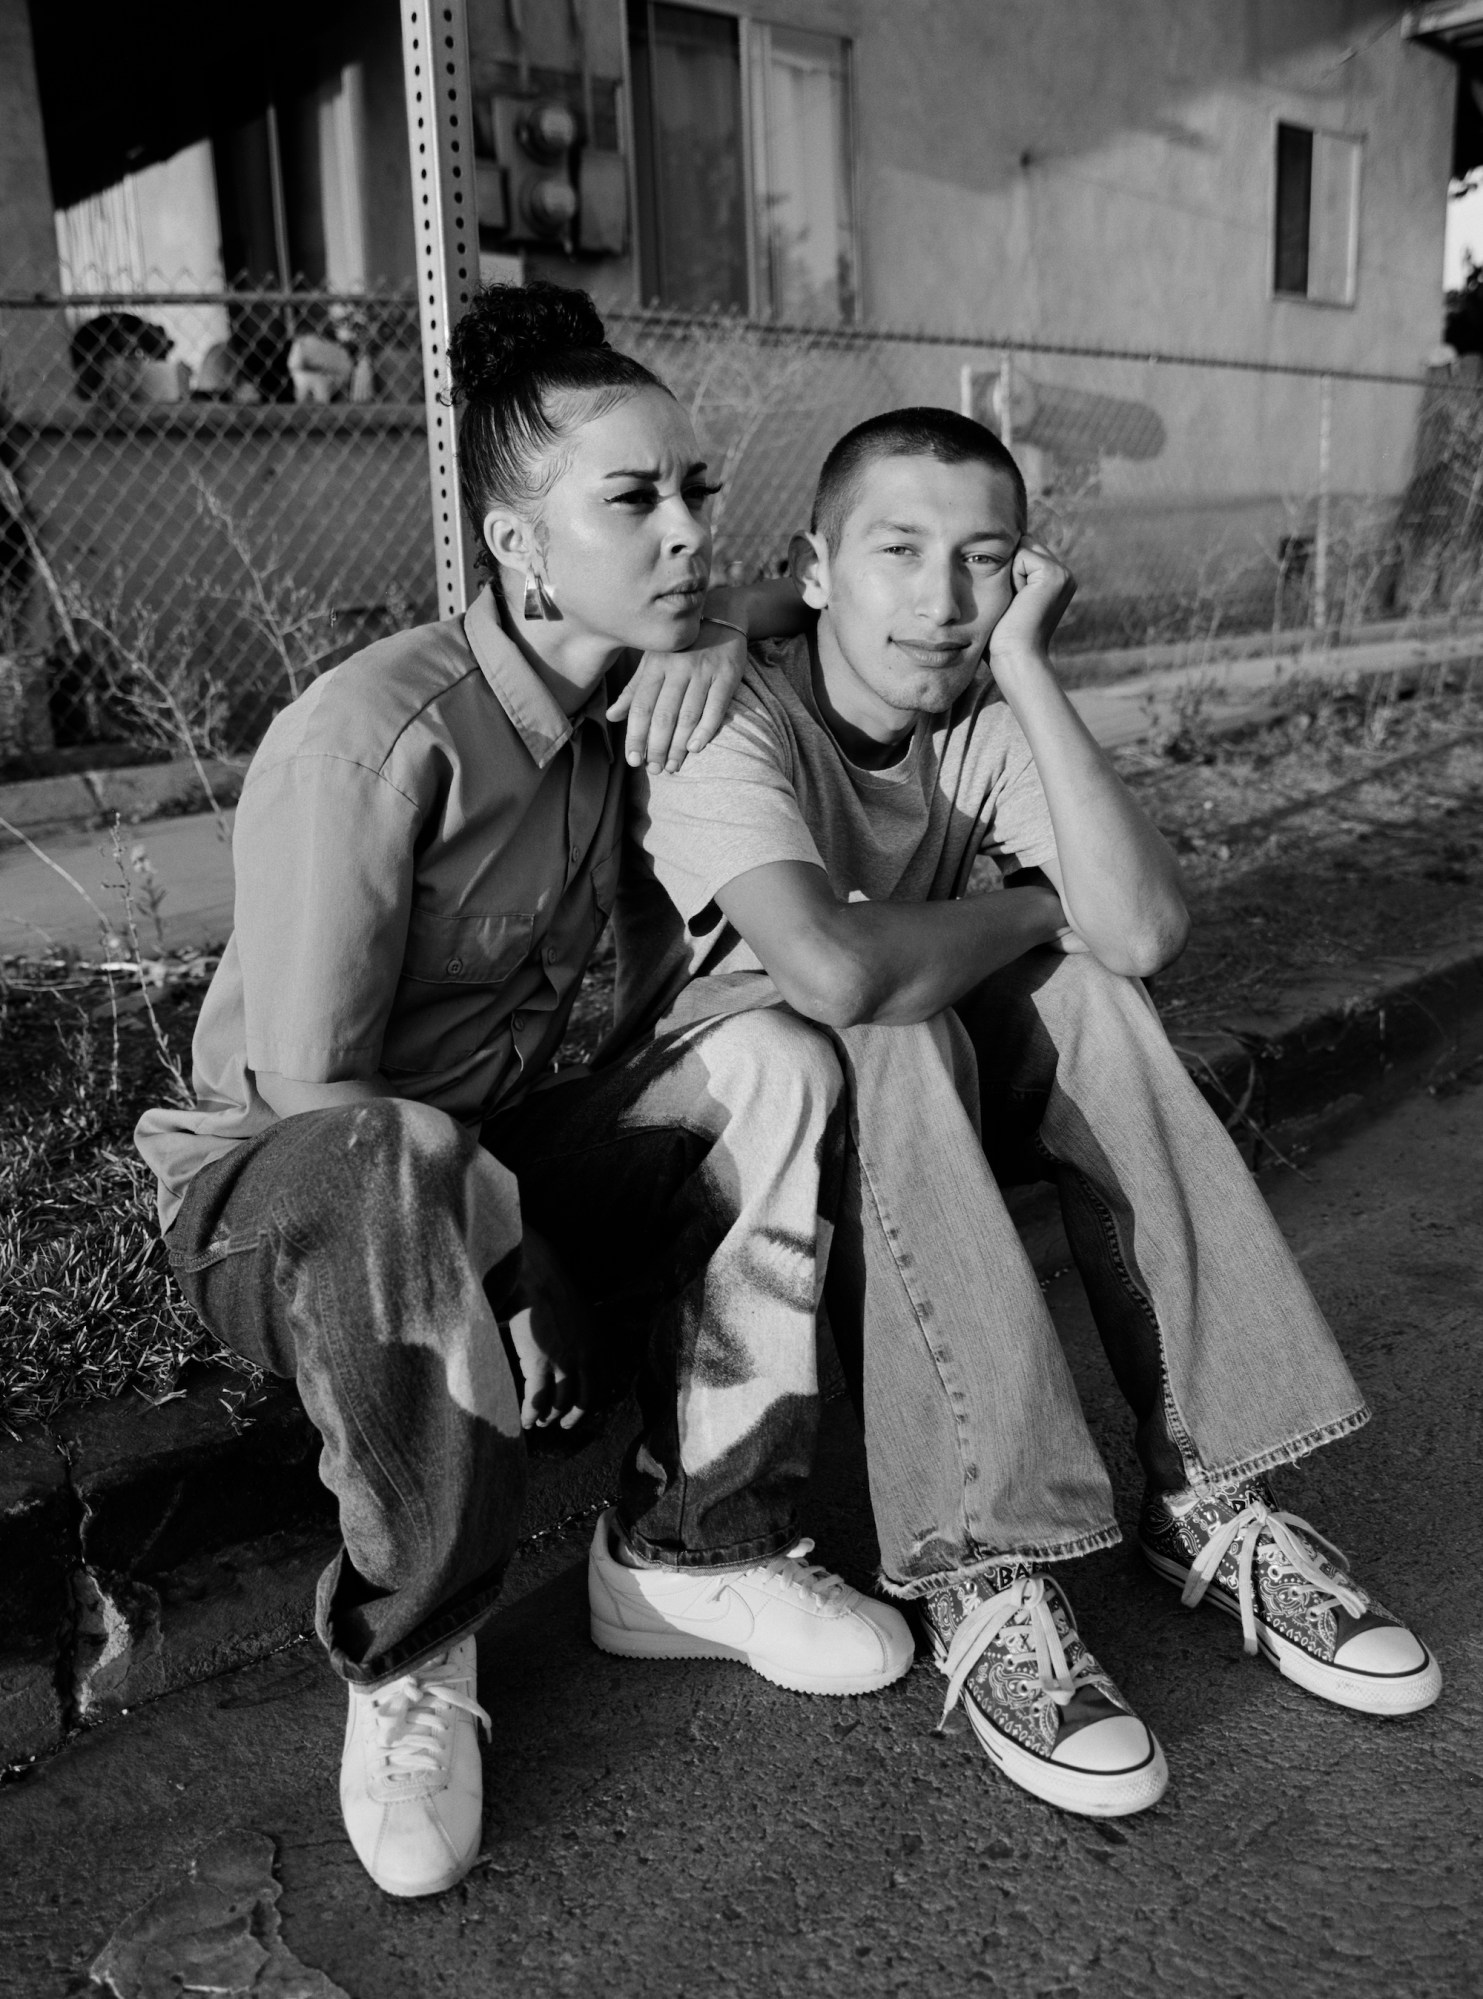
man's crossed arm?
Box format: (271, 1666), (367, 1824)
(714, 862), (1072, 1029)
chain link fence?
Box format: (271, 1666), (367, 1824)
(619, 309), (1483, 658)
(0, 277), (433, 775)
(4, 269), (1483, 778)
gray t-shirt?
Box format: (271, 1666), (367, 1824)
(607, 633), (1058, 1049)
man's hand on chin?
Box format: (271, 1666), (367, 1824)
(988, 538), (1076, 673)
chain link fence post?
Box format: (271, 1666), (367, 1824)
(1314, 371), (1334, 634)
(400, 0), (477, 619)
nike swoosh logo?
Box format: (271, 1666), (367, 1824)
(662, 1582), (753, 1642)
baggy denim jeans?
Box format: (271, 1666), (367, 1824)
(816, 948), (1370, 1598)
(166, 1003), (845, 1685)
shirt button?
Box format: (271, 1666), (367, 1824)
(544, 945), (558, 964)
(447, 957), (464, 976)
(511, 1012), (524, 1033)
(569, 842), (580, 865)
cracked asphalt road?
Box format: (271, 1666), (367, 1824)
(3, 1071), (1480, 1999)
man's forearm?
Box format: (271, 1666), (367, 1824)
(789, 885), (1066, 1027)
(254, 1070), (394, 1119)
(992, 649), (1189, 975)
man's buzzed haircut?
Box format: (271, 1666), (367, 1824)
(810, 407), (1028, 554)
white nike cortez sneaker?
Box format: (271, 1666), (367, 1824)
(340, 1634), (491, 1897)
(588, 1509), (913, 1696)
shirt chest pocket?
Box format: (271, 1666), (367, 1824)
(402, 907), (535, 986)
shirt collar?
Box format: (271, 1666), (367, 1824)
(463, 585), (612, 771)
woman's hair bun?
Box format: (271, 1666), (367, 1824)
(448, 279), (609, 404)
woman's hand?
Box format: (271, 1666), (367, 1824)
(605, 577), (810, 774)
(607, 620), (749, 774)
(504, 1227), (602, 1431)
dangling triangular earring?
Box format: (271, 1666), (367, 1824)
(522, 572), (559, 620)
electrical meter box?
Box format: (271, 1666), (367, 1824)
(477, 91), (628, 255)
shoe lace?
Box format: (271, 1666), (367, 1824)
(370, 1659), (492, 1779)
(740, 1538), (850, 1609)
(937, 1575), (1092, 1730)
(1181, 1495), (1367, 1656)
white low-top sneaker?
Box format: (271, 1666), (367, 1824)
(340, 1634), (491, 1897)
(588, 1509), (913, 1696)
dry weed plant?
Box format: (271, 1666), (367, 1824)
(189, 476), (348, 703)
(0, 817), (254, 1432)
(58, 582), (236, 841)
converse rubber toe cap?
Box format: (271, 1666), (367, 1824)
(1051, 1712), (1157, 1774)
(1333, 1624), (1428, 1675)
(588, 1510), (913, 1696)
(924, 1570), (1168, 1820)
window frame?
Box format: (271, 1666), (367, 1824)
(1270, 115), (1363, 311)
(628, 0), (753, 314)
(625, 0), (860, 321)
(742, 16), (860, 323)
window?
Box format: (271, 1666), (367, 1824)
(213, 65), (369, 291)
(748, 25), (857, 322)
(1274, 121), (1361, 306)
(631, 4), (750, 313)
(628, 3), (857, 321)
(55, 142), (231, 373)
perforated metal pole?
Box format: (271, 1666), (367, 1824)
(401, 0), (477, 619)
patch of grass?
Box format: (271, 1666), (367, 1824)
(0, 956), (254, 1434)
(1117, 670), (1483, 1025)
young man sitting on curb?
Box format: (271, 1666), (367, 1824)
(604, 407), (1442, 1820)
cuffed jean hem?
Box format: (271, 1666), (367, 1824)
(875, 1519), (1124, 1601)
(620, 1520), (800, 1572)
(318, 1552), (507, 1688)
(1181, 1403), (1372, 1500)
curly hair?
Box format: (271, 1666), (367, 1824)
(447, 280), (669, 571)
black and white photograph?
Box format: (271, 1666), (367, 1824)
(0, 2), (1477, 1993)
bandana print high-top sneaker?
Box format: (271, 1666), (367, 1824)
(1141, 1481), (1441, 1716)
(919, 1564), (1168, 1819)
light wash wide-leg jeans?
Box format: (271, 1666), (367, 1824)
(810, 948), (1368, 1598)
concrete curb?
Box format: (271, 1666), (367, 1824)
(1053, 611), (1483, 688)
(5, 937), (1483, 1767)
(1, 1373), (643, 1765)
(0, 757), (244, 849)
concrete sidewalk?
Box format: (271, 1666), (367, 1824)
(5, 624), (1477, 959)
(4, 1075), (1479, 1998)
(1068, 622), (1483, 749)
(0, 807), (236, 958)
